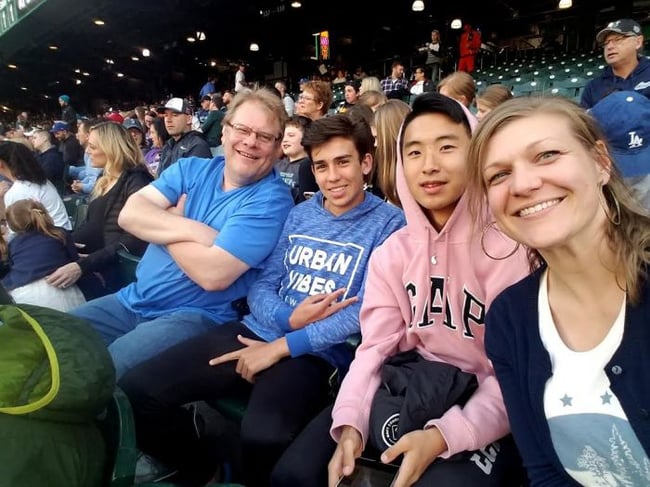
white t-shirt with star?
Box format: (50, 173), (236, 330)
(539, 270), (650, 485)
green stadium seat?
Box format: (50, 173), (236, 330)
(98, 387), (137, 487)
(116, 249), (141, 287)
(512, 80), (544, 97)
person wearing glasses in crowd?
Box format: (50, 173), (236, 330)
(295, 81), (334, 121)
(69, 88), (294, 380)
(119, 114), (405, 487)
(581, 18), (650, 108)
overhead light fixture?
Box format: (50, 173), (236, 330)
(116, 73), (124, 78)
(74, 68), (81, 73)
(105, 58), (114, 64)
(142, 48), (150, 57)
(196, 31), (206, 41)
(20, 86), (27, 91)
(93, 19), (105, 26)
(249, 42), (260, 52)
(131, 56), (140, 61)
(187, 36), (196, 42)
(558, 0), (572, 8)
(7, 64), (17, 69)
(82, 72), (90, 76)
(49, 45), (58, 51)
(411, 0), (424, 12)
(451, 18), (462, 29)
(291, 1), (302, 7)
(75, 79), (82, 85)
(210, 61), (217, 67)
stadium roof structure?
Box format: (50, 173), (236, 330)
(0, 0), (646, 112)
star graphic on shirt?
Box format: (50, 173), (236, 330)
(601, 391), (613, 405)
(560, 394), (573, 407)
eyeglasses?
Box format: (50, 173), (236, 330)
(298, 93), (317, 102)
(600, 35), (631, 48)
(226, 122), (280, 145)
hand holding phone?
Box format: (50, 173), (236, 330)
(335, 458), (397, 487)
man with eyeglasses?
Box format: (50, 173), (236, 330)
(69, 88), (294, 384)
(581, 18), (650, 108)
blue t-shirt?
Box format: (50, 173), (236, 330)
(243, 191), (405, 370)
(117, 156), (293, 321)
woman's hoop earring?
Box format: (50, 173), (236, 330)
(480, 221), (520, 261)
(598, 182), (621, 226)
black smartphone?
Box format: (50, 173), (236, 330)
(336, 458), (398, 487)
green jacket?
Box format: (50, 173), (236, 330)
(0, 304), (116, 487)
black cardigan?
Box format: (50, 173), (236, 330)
(485, 267), (650, 486)
(74, 165), (152, 276)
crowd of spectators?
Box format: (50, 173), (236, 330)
(1, 15), (650, 487)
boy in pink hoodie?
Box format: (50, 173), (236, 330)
(328, 92), (530, 487)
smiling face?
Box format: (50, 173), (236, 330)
(222, 100), (282, 190)
(311, 136), (371, 216)
(281, 124), (306, 161)
(482, 113), (610, 252)
(402, 112), (470, 230)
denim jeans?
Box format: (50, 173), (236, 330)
(70, 294), (216, 379)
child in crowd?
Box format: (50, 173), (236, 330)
(471, 96), (650, 485)
(475, 84), (513, 122)
(2, 199), (85, 311)
(275, 115), (312, 203)
(118, 114), (405, 486)
(328, 92), (529, 487)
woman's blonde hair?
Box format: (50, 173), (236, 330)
(438, 71), (476, 107)
(90, 121), (145, 198)
(359, 76), (381, 95)
(6, 199), (66, 244)
(467, 96), (650, 303)
(374, 99), (411, 206)
(476, 84), (512, 111)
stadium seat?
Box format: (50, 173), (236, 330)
(98, 387), (137, 487)
(552, 76), (588, 98)
(116, 249), (141, 287)
(62, 194), (88, 228)
(512, 80), (544, 97)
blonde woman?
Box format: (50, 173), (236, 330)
(46, 122), (153, 298)
(469, 96), (650, 485)
(373, 99), (411, 206)
(438, 71), (476, 108)
(359, 76), (382, 95)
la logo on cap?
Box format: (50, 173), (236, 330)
(629, 131), (644, 149)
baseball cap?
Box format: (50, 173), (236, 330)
(49, 121), (69, 133)
(105, 112), (125, 124)
(590, 91), (650, 177)
(123, 118), (145, 134)
(58, 94), (70, 103)
(158, 97), (191, 114)
(596, 18), (642, 44)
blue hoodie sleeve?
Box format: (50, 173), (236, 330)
(285, 279), (365, 357)
(245, 212), (296, 333)
(285, 209), (405, 356)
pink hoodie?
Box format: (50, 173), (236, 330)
(330, 109), (529, 458)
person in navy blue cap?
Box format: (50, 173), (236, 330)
(51, 120), (83, 168)
(590, 90), (650, 209)
(581, 19), (650, 108)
